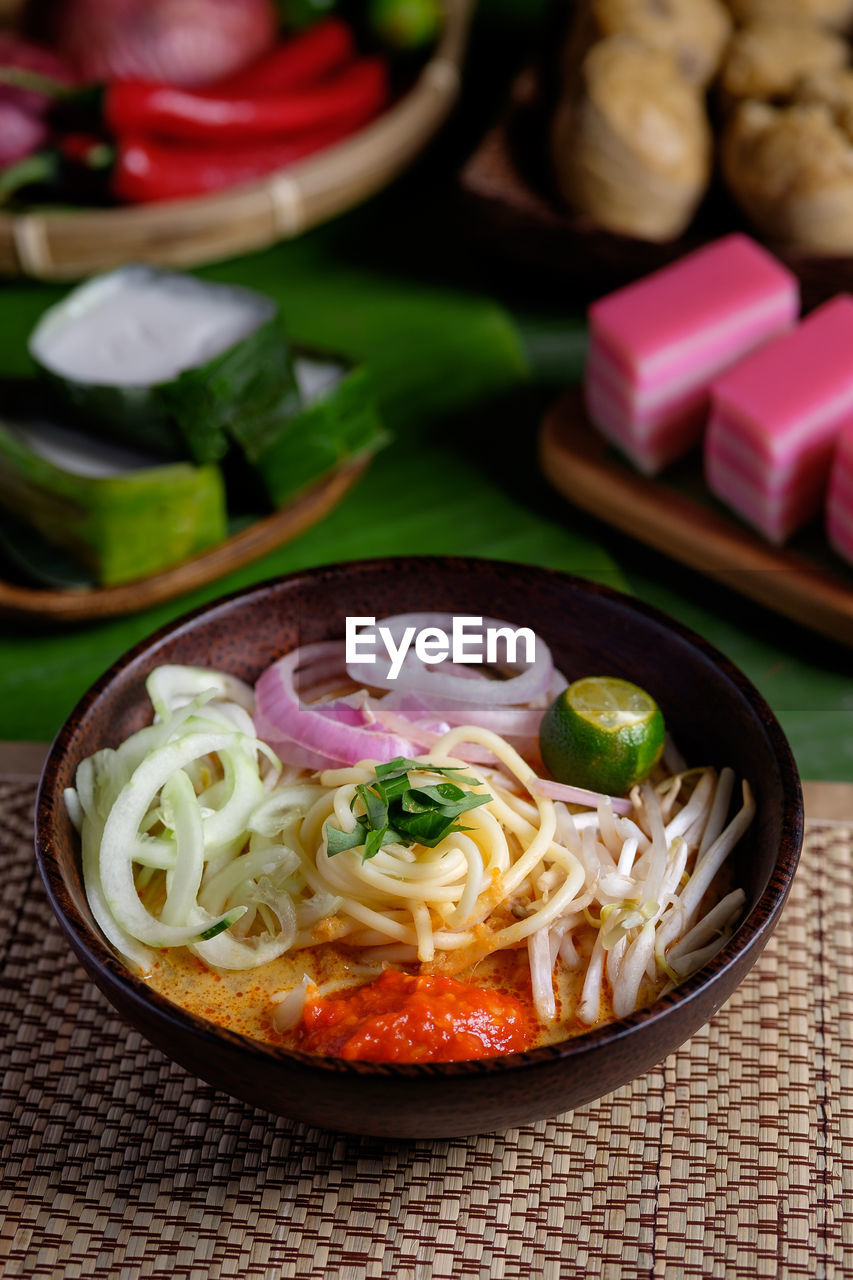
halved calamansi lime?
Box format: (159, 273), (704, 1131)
(539, 675), (666, 796)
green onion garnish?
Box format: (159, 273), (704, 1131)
(325, 756), (492, 861)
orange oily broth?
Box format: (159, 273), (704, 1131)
(141, 928), (644, 1055)
(137, 775), (724, 1057)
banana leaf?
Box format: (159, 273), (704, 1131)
(249, 358), (390, 506)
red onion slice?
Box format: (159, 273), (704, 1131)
(378, 669), (568, 740)
(252, 708), (336, 772)
(533, 777), (633, 816)
(345, 613), (553, 705)
(368, 706), (446, 751)
(255, 644), (416, 767)
(254, 623), (565, 772)
(291, 641), (349, 692)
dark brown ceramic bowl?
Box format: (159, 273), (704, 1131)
(35, 556), (803, 1138)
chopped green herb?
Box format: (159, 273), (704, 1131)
(374, 757), (482, 787)
(325, 757), (492, 860)
(325, 825), (369, 856)
(356, 781), (389, 831)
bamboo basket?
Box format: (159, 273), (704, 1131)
(0, 0), (473, 281)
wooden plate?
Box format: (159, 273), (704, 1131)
(0, 458), (367, 623)
(540, 388), (853, 648)
(0, 0), (473, 281)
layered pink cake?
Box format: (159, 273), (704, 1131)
(826, 422), (853, 566)
(705, 295), (853, 544)
(585, 233), (800, 475)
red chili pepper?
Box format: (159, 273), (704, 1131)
(105, 56), (389, 143)
(111, 124), (358, 202)
(209, 18), (357, 97)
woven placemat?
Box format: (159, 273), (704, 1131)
(1, 768), (851, 1280)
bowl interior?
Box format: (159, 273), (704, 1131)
(35, 556), (803, 1116)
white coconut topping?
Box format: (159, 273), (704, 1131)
(30, 266), (276, 388)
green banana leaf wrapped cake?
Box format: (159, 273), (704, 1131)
(28, 265), (303, 464)
(0, 266), (387, 588)
(0, 408), (226, 587)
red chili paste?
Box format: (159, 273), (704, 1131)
(296, 968), (536, 1062)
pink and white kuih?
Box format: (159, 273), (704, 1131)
(583, 232), (853, 564)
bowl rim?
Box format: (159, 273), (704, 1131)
(35, 553), (805, 1080)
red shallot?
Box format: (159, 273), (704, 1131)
(55, 0), (277, 88)
(0, 33), (76, 166)
(0, 101), (48, 165)
(0, 33), (76, 113)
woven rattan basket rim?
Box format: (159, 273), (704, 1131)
(0, 0), (473, 281)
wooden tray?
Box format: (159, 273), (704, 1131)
(540, 388), (853, 648)
(0, 458), (367, 623)
(0, 0), (473, 281)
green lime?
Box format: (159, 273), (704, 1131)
(368, 0), (442, 48)
(539, 676), (666, 796)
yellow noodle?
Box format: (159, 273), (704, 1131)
(251, 729), (587, 966)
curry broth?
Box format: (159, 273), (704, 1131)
(142, 926), (641, 1055)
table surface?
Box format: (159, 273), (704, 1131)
(0, 3), (850, 788)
